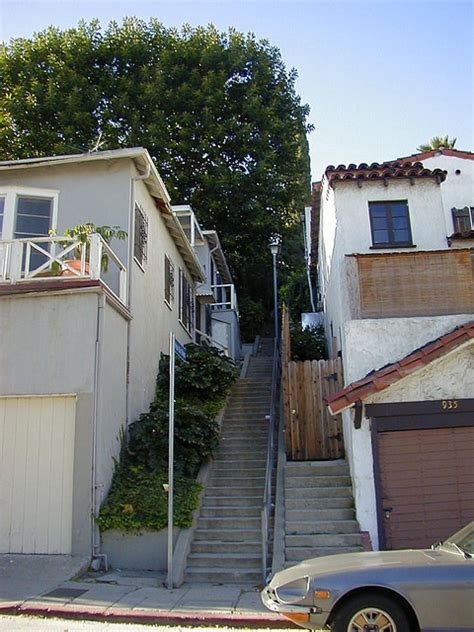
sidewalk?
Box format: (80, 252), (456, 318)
(0, 568), (296, 628)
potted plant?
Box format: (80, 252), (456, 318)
(49, 223), (127, 275)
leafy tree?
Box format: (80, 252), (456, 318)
(417, 135), (457, 152)
(0, 19), (312, 319)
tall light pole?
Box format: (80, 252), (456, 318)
(269, 236), (280, 341)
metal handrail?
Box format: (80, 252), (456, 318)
(261, 337), (281, 582)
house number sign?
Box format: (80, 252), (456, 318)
(441, 400), (458, 410)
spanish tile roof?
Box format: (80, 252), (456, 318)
(324, 161), (447, 185)
(326, 321), (474, 415)
(389, 148), (474, 163)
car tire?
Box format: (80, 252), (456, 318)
(330, 592), (413, 632)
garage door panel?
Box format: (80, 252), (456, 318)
(378, 424), (474, 550)
(0, 396), (76, 554)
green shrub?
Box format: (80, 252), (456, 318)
(98, 342), (237, 532)
(156, 343), (237, 401)
(128, 399), (220, 478)
(97, 460), (201, 532)
(290, 321), (327, 361)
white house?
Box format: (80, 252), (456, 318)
(0, 148), (205, 562)
(317, 149), (474, 551)
(172, 205), (241, 360)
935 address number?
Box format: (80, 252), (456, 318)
(441, 400), (458, 410)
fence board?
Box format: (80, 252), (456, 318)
(282, 351), (344, 460)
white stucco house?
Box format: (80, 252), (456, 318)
(0, 148), (211, 562)
(172, 205), (241, 360)
(317, 148), (474, 551)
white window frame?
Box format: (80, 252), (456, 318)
(0, 186), (59, 240)
(164, 254), (175, 310)
(178, 267), (194, 335)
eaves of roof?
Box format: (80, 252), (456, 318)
(326, 321), (474, 415)
(202, 230), (233, 284)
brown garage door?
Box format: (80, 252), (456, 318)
(377, 425), (474, 550)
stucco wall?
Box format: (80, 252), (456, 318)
(128, 177), (193, 424)
(422, 154), (474, 227)
(0, 291), (100, 555)
(343, 314), (473, 383)
(97, 300), (129, 501)
(318, 176), (447, 356)
(345, 341), (474, 549)
(0, 160), (131, 265)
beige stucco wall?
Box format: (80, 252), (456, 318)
(345, 341), (474, 550)
(0, 291), (98, 554)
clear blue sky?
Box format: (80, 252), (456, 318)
(0, 0), (472, 180)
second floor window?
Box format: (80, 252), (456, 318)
(452, 207), (473, 234)
(179, 268), (194, 332)
(164, 255), (175, 306)
(134, 204), (148, 266)
(368, 200), (413, 247)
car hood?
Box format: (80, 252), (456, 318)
(268, 549), (458, 587)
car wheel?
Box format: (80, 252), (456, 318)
(330, 592), (413, 632)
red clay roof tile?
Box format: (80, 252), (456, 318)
(324, 160), (447, 186)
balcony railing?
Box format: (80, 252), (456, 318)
(211, 283), (238, 312)
(0, 234), (127, 304)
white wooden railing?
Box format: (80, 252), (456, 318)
(211, 283), (238, 312)
(0, 234), (127, 304)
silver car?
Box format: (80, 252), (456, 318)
(262, 521), (474, 631)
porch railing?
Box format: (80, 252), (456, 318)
(211, 283), (238, 312)
(261, 337), (281, 582)
(0, 234), (127, 304)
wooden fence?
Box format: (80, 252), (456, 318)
(282, 306), (344, 460)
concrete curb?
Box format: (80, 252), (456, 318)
(1, 601), (297, 628)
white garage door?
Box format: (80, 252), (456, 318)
(0, 396), (76, 554)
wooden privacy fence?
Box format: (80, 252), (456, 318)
(282, 306), (344, 460)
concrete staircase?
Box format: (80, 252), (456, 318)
(185, 339), (274, 584)
(284, 460), (364, 567)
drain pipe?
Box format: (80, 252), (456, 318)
(91, 292), (108, 571)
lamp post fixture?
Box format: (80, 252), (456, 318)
(269, 236), (281, 341)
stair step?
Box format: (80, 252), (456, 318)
(286, 508), (355, 524)
(191, 540), (261, 554)
(201, 496), (262, 507)
(285, 475), (352, 489)
(286, 533), (363, 547)
(194, 528), (261, 541)
(200, 506), (261, 518)
(286, 546), (364, 561)
(185, 568), (261, 584)
(284, 516), (359, 532)
(286, 462), (349, 477)
(208, 477), (265, 488)
(187, 553), (261, 569)
(198, 517), (261, 529)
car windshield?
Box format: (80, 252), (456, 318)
(442, 521), (474, 558)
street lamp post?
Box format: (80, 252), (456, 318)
(269, 237), (280, 341)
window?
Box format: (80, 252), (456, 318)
(134, 204), (148, 266)
(15, 196), (53, 269)
(369, 200), (413, 247)
(451, 207), (474, 233)
(164, 255), (175, 307)
(179, 268), (194, 332)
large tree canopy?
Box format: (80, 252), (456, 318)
(0, 19), (312, 326)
